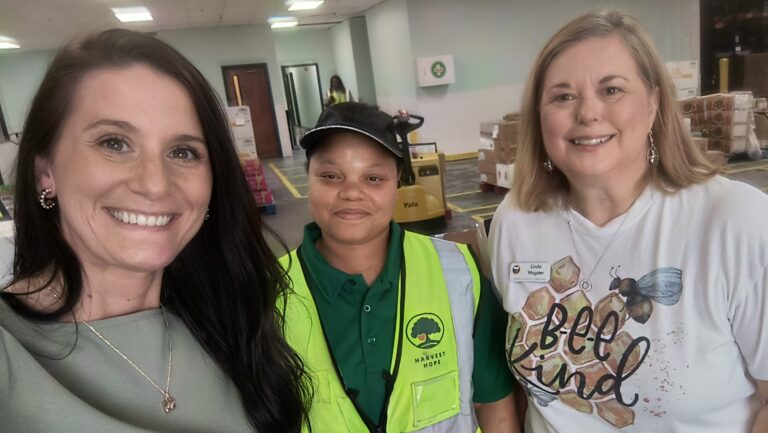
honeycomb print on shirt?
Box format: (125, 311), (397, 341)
(505, 256), (683, 428)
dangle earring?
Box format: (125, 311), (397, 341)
(543, 159), (554, 173)
(647, 131), (659, 166)
(204, 209), (210, 221)
(38, 188), (56, 210)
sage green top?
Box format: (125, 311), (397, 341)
(0, 298), (254, 433)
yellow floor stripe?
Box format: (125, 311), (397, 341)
(446, 190), (481, 198)
(471, 212), (496, 223)
(268, 162), (304, 198)
(275, 165), (307, 172)
(725, 161), (768, 174)
(448, 202), (499, 213)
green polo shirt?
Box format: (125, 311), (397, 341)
(299, 221), (514, 425)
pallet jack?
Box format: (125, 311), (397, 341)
(392, 110), (449, 226)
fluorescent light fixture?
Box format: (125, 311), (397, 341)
(269, 16), (299, 28)
(111, 7), (153, 23)
(288, 1), (324, 11)
(0, 36), (19, 49)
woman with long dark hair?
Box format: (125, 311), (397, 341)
(325, 74), (354, 107)
(0, 28), (308, 432)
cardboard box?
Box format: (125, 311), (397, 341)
(480, 171), (497, 185)
(234, 137), (258, 157)
(704, 109), (749, 125)
(676, 88), (698, 99)
(666, 60), (699, 92)
(477, 158), (495, 174)
(708, 123), (748, 139)
(497, 146), (517, 164)
(708, 137), (747, 153)
(479, 136), (496, 151)
(703, 93), (752, 111)
(755, 111), (768, 148)
(478, 148), (498, 163)
(679, 97), (703, 114)
(495, 163), (515, 188)
(480, 120), (519, 141)
(685, 113), (706, 132)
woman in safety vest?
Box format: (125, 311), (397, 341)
(279, 102), (519, 432)
(325, 74), (354, 107)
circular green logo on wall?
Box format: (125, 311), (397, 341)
(406, 313), (445, 349)
(430, 61), (447, 79)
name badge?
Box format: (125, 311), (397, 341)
(509, 262), (550, 283)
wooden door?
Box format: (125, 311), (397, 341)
(222, 64), (282, 158)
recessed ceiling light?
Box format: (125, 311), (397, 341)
(0, 36), (20, 50)
(288, 1), (324, 11)
(111, 7), (153, 23)
(269, 17), (299, 29)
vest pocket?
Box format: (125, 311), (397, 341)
(410, 370), (460, 428)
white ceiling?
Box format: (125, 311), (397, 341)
(0, 0), (385, 52)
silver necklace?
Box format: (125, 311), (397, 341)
(564, 199), (638, 292)
(80, 305), (176, 413)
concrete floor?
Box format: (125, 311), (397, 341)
(260, 150), (768, 251)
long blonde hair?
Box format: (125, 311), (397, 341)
(512, 8), (719, 212)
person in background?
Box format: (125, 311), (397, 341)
(0, 28), (308, 432)
(490, 8), (767, 433)
(325, 74), (354, 107)
(279, 101), (519, 433)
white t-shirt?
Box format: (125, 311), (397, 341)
(490, 176), (767, 433)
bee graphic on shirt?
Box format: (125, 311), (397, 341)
(609, 266), (683, 324)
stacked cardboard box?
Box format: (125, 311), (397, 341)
(666, 60), (699, 99)
(478, 118), (518, 188)
(680, 93), (753, 153)
(241, 157), (274, 210)
(755, 110), (768, 149)
(225, 106), (259, 159)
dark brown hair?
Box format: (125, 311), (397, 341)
(3, 28), (308, 432)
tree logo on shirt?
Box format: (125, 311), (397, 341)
(407, 313), (445, 349)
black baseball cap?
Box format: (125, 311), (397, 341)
(299, 102), (402, 158)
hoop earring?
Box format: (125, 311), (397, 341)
(543, 159), (553, 173)
(38, 188), (56, 210)
(647, 131), (659, 166)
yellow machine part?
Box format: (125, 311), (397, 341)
(394, 153), (446, 223)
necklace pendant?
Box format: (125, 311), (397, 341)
(162, 395), (176, 413)
(580, 280), (592, 291)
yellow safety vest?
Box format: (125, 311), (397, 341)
(328, 89), (351, 105)
(279, 231), (481, 433)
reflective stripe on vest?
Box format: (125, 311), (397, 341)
(279, 231), (481, 432)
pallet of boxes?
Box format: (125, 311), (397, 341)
(478, 113), (519, 193)
(225, 106), (277, 215)
(680, 92), (764, 163)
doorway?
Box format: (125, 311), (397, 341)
(281, 64), (323, 148)
(222, 64), (282, 159)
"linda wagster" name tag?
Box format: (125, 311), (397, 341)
(508, 262), (550, 283)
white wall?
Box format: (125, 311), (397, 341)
(329, 20), (359, 100)
(157, 25), (293, 157)
(0, 49), (55, 134)
(366, 0), (418, 114)
(273, 28), (337, 94)
(348, 17), (377, 105)
(368, 0), (700, 155)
